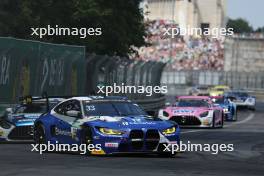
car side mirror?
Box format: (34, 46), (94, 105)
(66, 110), (81, 118)
(6, 108), (13, 114)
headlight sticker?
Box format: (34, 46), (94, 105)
(162, 126), (176, 135)
(99, 128), (124, 135)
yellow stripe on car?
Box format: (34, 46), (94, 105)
(91, 149), (106, 155)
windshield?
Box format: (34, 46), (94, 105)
(83, 101), (147, 116)
(234, 92), (249, 97)
(212, 88), (225, 92)
(178, 99), (209, 108)
(197, 86), (208, 90)
(15, 104), (46, 113)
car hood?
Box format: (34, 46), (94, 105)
(8, 113), (41, 126)
(82, 115), (174, 130)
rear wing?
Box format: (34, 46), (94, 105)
(19, 92), (66, 112)
(19, 96), (45, 105)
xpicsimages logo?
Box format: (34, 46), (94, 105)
(163, 141), (234, 155)
(31, 141), (102, 155)
(163, 26), (234, 38)
(97, 83), (168, 96)
(31, 25), (102, 38)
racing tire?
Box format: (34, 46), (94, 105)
(211, 114), (216, 128)
(34, 124), (46, 145)
(249, 106), (256, 111)
(83, 127), (93, 155)
(233, 110), (238, 121)
(219, 114), (224, 128)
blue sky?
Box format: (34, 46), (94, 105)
(227, 0), (264, 29)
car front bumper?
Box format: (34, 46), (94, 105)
(0, 125), (34, 142)
(91, 128), (180, 155)
(169, 115), (214, 128)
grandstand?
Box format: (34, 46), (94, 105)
(143, 0), (227, 30)
(136, 0), (227, 71)
(133, 19), (225, 71)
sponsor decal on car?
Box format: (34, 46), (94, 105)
(105, 142), (119, 148)
(173, 109), (194, 114)
(55, 127), (72, 136)
(121, 121), (156, 126)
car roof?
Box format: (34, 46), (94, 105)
(196, 85), (209, 89)
(66, 96), (129, 102)
(213, 85), (229, 89)
(177, 96), (210, 100)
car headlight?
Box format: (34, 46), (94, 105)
(162, 126), (176, 135)
(223, 108), (229, 113)
(0, 119), (11, 129)
(163, 111), (169, 117)
(0, 129), (4, 136)
(98, 127), (124, 135)
(200, 111), (209, 117)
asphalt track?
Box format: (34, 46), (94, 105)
(0, 103), (264, 176)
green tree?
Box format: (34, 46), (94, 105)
(255, 27), (264, 33)
(0, 0), (146, 57)
(226, 18), (253, 34)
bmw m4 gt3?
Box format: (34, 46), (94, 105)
(159, 96), (224, 128)
(33, 96), (180, 156)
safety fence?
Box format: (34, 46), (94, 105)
(0, 37), (166, 112)
(85, 54), (165, 100)
(161, 71), (264, 90)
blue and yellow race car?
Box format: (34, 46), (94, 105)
(225, 90), (256, 111)
(33, 96), (180, 156)
(211, 96), (237, 121)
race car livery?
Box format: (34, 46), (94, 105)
(209, 85), (230, 96)
(159, 96), (224, 128)
(211, 96), (237, 121)
(225, 91), (256, 110)
(0, 97), (64, 142)
(33, 96), (180, 156)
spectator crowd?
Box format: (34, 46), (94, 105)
(132, 20), (225, 71)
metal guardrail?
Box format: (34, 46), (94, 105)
(161, 71), (264, 90)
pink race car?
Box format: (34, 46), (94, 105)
(158, 96), (224, 128)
